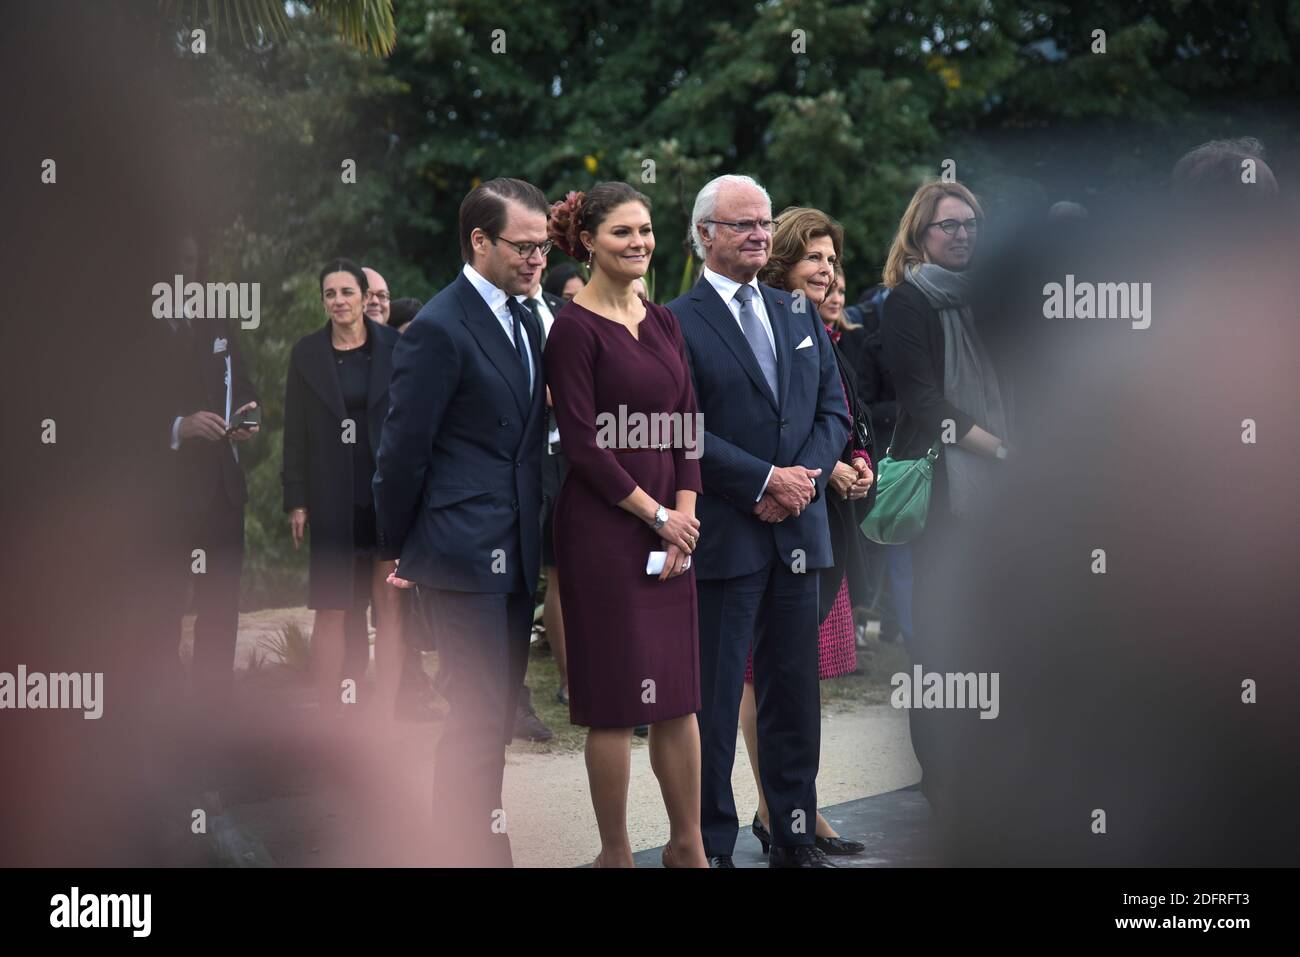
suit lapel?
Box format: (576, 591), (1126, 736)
(760, 284), (793, 410)
(689, 277), (779, 412)
(299, 325), (347, 420)
(365, 319), (392, 412)
(453, 273), (530, 418)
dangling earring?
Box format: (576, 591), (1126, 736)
(586, 246), (594, 270)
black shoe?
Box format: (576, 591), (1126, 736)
(708, 854), (735, 868)
(511, 687), (554, 743)
(555, 686), (569, 706)
(633, 724), (649, 738)
(815, 834), (866, 855)
(769, 845), (837, 868)
(751, 816), (772, 854)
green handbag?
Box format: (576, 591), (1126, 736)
(859, 442), (939, 545)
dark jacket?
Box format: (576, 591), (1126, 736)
(162, 317), (258, 516)
(838, 287), (897, 460)
(282, 318), (398, 608)
(373, 271), (545, 594)
(878, 281), (976, 462)
(537, 290), (569, 503)
(819, 335), (875, 618)
(668, 277), (850, 580)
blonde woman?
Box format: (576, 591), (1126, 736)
(879, 181), (1011, 810)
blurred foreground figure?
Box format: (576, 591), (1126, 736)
(919, 146), (1299, 864)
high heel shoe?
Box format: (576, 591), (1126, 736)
(814, 833), (866, 855)
(751, 816), (772, 854)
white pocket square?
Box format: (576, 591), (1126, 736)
(795, 335), (813, 350)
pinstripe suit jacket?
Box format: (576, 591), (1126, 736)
(668, 276), (849, 580)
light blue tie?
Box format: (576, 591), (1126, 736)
(735, 284), (777, 398)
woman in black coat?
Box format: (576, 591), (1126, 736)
(878, 182), (1010, 812)
(283, 258), (404, 724)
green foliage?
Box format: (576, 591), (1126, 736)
(261, 621), (314, 671)
(160, 0), (397, 55)
(177, 0), (1300, 606)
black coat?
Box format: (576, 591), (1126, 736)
(282, 318), (398, 609)
(161, 317), (259, 517)
(878, 282), (976, 462)
(838, 290), (897, 462)
(537, 290), (569, 502)
(819, 335), (875, 619)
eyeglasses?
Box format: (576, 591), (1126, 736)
(704, 218), (778, 235)
(494, 236), (554, 259)
(927, 218), (980, 237)
(366, 291), (390, 302)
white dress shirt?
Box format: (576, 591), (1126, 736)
(701, 266), (781, 501)
(463, 263), (535, 392)
(520, 291), (557, 340)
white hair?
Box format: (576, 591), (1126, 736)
(688, 174), (773, 259)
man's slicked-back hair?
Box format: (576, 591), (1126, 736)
(459, 177), (550, 262)
(688, 174), (772, 259)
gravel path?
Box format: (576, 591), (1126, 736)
(503, 704), (921, 867)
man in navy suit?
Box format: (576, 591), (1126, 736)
(668, 174), (850, 868)
(373, 178), (548, 867)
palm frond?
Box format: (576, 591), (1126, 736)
(310, 0), (397, 57)
(158, 0), (395, 56)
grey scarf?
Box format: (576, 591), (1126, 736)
(905, 262), (1011, 517)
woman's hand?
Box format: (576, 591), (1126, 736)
(290, 508), (308, 550)
(829, 460), (858, 499)
(654, 507), (701, 554)
(849, 456), (874, 500)
(658, 542), (690, 581)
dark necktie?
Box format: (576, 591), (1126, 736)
(505, 297), (533, 388)
(735, 284), (777, 398)
(523, 297), (545, 343)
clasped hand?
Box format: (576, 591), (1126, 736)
(754, 465), (821, 521)
(828, 457), (873, 500)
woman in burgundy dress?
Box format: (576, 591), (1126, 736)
(545, 183), (708, 868)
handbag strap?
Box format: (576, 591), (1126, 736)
(884, 418), (940, 462)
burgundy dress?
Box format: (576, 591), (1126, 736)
(547, 300), (703, 728)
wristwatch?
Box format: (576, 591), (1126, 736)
(652, 505), (668, 530)
(995, 444), (1009, 460)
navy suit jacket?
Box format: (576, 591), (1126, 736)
(668, 276), (849, 580)
(374, 271), (545, 594)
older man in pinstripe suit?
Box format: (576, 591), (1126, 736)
(667, 175), (850, 868)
